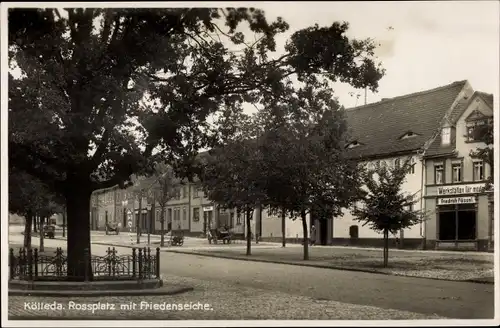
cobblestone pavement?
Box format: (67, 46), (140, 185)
(8, 228), (495, 320)
(9, 274), (445, 320)
(168, 244), (494, 281)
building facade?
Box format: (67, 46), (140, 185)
(89, 80), (493, 251)
(422, 91), (494, 251)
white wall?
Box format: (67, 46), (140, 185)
(333, 155), (424, 239)
(261, 208), (311, 239)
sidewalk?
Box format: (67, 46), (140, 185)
(167, 245), (495, 284)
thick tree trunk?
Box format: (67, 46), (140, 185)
(281, 210), (286, 247)
(246, 209), (253, 256)
(301, 210), (309, 260)
(23, 212), (33, 249)
(39, 216), (45, 252)
(383, 228), (389, 268)
(66, 189), (93, 281)
(160, 213), (165, 247)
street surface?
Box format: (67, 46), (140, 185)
(8, 226), (495, 320)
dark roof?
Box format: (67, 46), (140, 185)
(424, 90), (494, 158)
(344, 80), (468, 159)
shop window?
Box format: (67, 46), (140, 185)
(438, 204), (476, 241)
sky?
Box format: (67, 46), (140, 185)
(244, 1), (500, 110)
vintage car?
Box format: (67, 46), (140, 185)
(43, 218), (57, 239)
(105, 221), (121, 235)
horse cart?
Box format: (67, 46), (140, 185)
(170, 230), (184, 246)
(207, 228), (232, 244)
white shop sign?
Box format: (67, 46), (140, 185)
(437, 183), (486, 196)
(203, 206), (214, 212)
(438, 196), (476, 205)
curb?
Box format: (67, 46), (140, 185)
(9, 286), (194, 297)
(168, 250), (495, 285)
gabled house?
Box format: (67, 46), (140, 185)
(423, 91), (494, 251)
(262, 80), (478, 248)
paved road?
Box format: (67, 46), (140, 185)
(158, 252), (494, 319)
(9, 230), (495, 320)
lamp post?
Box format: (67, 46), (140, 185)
(122, 199), (128, 228)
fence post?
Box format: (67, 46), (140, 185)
(107, 247), (112, 276)
(84, 248), (90, 282)
(9, 248), (14, 280)
(112, 247), (117, 276)
(132, 248), (137, 278)
(34, 248), (39, 278)
(155, 247), (160, 278)
(27, 248), (33, 281)
(138, 248), (143, 280)
(147, 247), (152, 279)
(19, 249), (25, 278)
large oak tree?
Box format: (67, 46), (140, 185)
(8, 7), (383, 279)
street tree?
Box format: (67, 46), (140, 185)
(352, 159), (424, 268)
(200, 111), (266, 256)
(151, 162), (181, 246)
(261, 100), (364, 260)
(9, 169), (64, 250)
(9, 8), (384, 279)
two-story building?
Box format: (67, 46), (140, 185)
(422, 91), (494, 251)
(260, 80), (491, 249)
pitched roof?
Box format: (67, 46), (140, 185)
(476, 91), (494, 108)
(344, 80), (468, 159)
(424, 90), (494, 158)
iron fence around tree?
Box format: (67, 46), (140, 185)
(9, 246), (160, 281)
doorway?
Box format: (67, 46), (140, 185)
(319, 219), (328, 245)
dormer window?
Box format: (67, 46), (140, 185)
(441, 127), (451, 146)
(400, 131), (418, 140)
(346, 141), (362, 149)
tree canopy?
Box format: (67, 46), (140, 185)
(8, 7), (384, 278)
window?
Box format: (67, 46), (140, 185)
(347, 141), (360, 149)
(156, 209), (161, 221)
(182, 186), (187, 199)
(434, 164), (444, 184)
(466, 119), (490, 142)
(452, 162), (462, 183)
(441, 127), (451, 146)
(193, 208), (200, 222)
(193, 186), (200, 198)
(167, 208), (172, 222)
(408, 157), (416, 174)
(473, 161), (484, 181)
(236, 212), (242, 225)
(183, 207), (187, 220)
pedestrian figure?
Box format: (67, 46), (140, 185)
(310, 224), (316, 246)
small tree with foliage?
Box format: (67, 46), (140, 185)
(151, 163), (181, 246)
(352, 159), (424, 268)
(200, 112), (267, 255)
(470, 119), (494, 189)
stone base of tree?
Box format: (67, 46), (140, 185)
(8, 280), (196, 297)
